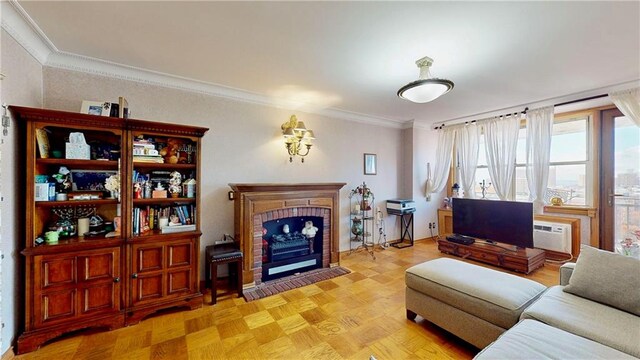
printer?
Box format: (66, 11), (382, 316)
(386, 199), (416, 215)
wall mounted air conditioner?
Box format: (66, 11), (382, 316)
(533, 220), (572, 254)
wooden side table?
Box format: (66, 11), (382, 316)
(205, 243), (243, 304)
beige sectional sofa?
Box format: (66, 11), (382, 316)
(406, 246), (640, 359)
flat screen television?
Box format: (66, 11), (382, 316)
(452, 198), (534, 248)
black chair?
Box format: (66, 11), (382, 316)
(205, 243), (243, 304)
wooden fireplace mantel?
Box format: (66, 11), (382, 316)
(229, 183), (346, 286)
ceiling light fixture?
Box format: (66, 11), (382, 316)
(397, 56), (454, 103)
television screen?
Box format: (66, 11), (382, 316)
(452, 198), (534, 248)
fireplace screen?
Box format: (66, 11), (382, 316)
(261, 216), (323, 281)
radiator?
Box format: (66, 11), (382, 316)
(533, 220), (572, 254)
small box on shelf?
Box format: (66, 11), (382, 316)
(34, 183), (56, 201)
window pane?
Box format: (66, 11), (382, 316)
(515, 166), (529, 202)
(546, 164), (587, 205)
(550, 118), (588, 162)
(473, 167), (499, 199)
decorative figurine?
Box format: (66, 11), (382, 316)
(302, 221), (318, 239)
(104, 174), (120, 200)
(283, 224), (290, 234)
(443, 197), (452, 210)
(302, 220), (318, 253)
(451, 183), (460, 198)
(168, 171), (182, 197)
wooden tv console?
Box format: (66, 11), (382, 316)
(437, 239), (546, 274)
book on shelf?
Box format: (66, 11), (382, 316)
(161, 224), (196, 234)
(133, 155), (164, 163)
(132, 205), (195, 235)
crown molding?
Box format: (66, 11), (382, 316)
(1, 0), (56, 64)
(1, 1), (406, 129)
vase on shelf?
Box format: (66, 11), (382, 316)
(110, 190), (119, 200)
(171, 192), (179, 198)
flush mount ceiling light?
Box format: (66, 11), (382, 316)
(397, 56), (454, 103)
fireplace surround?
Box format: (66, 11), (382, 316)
(229, 183), (346, 287)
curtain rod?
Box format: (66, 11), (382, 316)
(434, 93), (609, 130)
(434, 107), (528, 130)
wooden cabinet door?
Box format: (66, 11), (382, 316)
(33, 254), (77, 327)
(130, 239), (195, 306)
(33, 247), (121, 327)
(166, 240), (195, 296)
(77, 247), (121, 317)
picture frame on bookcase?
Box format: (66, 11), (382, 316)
(80, 100), (111, 116)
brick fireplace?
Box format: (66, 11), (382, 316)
(229, 183), (346, 287)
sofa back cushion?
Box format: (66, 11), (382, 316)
(564, 245), (640, 316)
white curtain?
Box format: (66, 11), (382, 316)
(426, 127), (456, 196)
(483, 114), (520, 200)
(526, 106), (554, 214)
(456, 123), (480, 198)
(609, 88), (640, 127)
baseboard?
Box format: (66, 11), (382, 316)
(1, 346), (16, 360)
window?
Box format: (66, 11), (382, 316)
(471, 115), (591, 205)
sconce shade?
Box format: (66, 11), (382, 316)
(303, 130), (315, 140)
(294, 121), (307, 131)
(283, 127), (295, 137)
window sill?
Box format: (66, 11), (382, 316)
(543, 205), (597, 217)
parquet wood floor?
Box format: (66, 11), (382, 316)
(14, 239), (560, 360)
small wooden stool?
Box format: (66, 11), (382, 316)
(205, 243), (243, 304)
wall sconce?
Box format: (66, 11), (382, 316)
(281, 115), (315, 162)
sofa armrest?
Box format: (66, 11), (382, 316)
(559, 262), (576, 285)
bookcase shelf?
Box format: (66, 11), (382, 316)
(37, 158), (119, 170)
(35, 199), (119, 207)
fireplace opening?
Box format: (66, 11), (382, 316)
(261, 216), (323, 281)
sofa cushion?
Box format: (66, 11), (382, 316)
(406, 258), (546, 329)
(474, 319), (636, 360)
(521, 286), (640, 358)
(564, 245), (640, 316)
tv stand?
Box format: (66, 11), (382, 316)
(437, 238), (545, 274)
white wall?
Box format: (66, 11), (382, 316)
(0, 29), (44, 354)
(410, 126), (444, 240)
(42, 66), (404, 263)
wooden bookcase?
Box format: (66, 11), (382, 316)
(11, 106), (208, 353)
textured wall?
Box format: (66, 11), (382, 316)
(42, 66), (404, 267)
(1, 29), (43, 354)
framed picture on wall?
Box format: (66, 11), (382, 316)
(364, 153), (377, 175)
(80, 100), (111, 116)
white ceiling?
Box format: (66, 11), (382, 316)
(15, 1), (640, 125)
